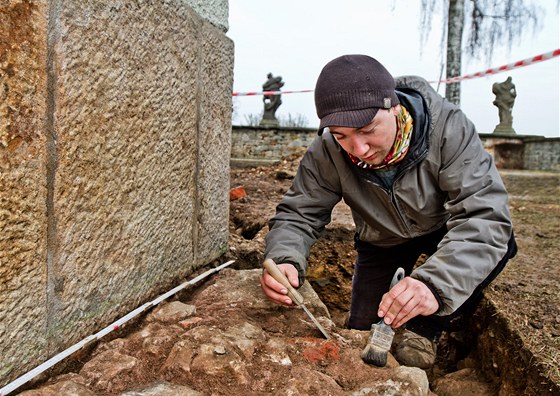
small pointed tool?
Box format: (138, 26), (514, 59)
(361, 267), (405, 367)
(263, 259), (331, 339)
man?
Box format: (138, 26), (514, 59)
(259, 55), (517, 369)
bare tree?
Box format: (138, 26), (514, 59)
(420, 0), (543, 105)
(446, 0), (465, 104)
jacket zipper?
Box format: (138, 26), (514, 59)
(361, 177), (410, 234)
(361, 147), (429, 234)
(390, 147), (430, 231)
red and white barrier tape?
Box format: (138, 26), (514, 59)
(232, 49), (559, 96)
(435, 48), (560, 84)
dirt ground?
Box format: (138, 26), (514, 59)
(229, 154), (560, 394)
(13, 154), (559, 396)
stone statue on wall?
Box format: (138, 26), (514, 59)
(260, 73), (284, 127)
(492, 76), (517, 134)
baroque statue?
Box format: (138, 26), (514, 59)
(492, 76), (517, 134)
(260, 73), (284, 127)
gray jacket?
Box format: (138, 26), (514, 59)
(265, 76), (513, 316)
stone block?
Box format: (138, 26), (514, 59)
(523, 138), (560, 171)
(195, 22), (233, 266)
(46, 1), (217, 350)
(0, 0), (49, 385)
(0, 0), (233, 387)
(183, 0), (229, 32)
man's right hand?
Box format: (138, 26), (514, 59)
(259, 263), (299, 306)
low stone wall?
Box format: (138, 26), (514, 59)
(523, 137), (560, 171)
(480, 134), (526, 170)
(232, 126), (559, 170)
(479, 133), (560, 171)
(0, 0), (232, 386)
(231, 125), (316, 166)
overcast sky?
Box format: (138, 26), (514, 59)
(227, 0), (559, 138)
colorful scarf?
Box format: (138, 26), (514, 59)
(348, 105), (413, 170)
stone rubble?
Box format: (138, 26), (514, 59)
(19, 268), (495, 395)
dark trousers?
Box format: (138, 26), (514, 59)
(348, 227), (517, 340)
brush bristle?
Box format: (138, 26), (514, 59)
(361, 321), (394, 367)
(361, 343), (388, 367)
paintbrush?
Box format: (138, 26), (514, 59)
(360, 267), (405, 366)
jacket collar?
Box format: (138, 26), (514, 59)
(395, 87), (431, 166)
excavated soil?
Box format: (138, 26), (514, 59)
(228, 154), (560, 395)
(13, 154), (559, 396)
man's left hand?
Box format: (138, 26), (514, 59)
(377, 277), (439, 328)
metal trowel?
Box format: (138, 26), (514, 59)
(263, 258), (331, 339)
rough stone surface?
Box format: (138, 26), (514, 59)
(18, 374), (95, 396)
(119, 381), (202, 395)
(1, 0), (233, 387)
(21, 269), (431, 395)
(50, 0), (232, 354)
(231, 125), (315, 162)
(183, 0), (228, 32)
(146, 301), (196, 324)
(393, 366), (431, 395)
(79, 350), (144, 394)
(523, 138), (560, 171)
(49, 1), (201, 349)
(0, 0), (49, 384)
(195, 20), (234, 267)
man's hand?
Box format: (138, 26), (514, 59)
(377, 277), (439, 328)
(259, 263), (299, 306)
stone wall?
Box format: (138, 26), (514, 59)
(232, 127), (559, 170)
(0, 0), (232, 386)
(480, 135), (525, 170)
(479, 134), (560, 170)
(231, 125), (316, 166)
(523, 137), (560, 171)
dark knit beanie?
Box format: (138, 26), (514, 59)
(315, 55), (399, 134)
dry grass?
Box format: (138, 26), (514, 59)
(492, 171), (560, 387)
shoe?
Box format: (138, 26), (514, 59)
(393, 329), (437, 369)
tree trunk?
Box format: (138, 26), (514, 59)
(446, 0), (465, 105)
